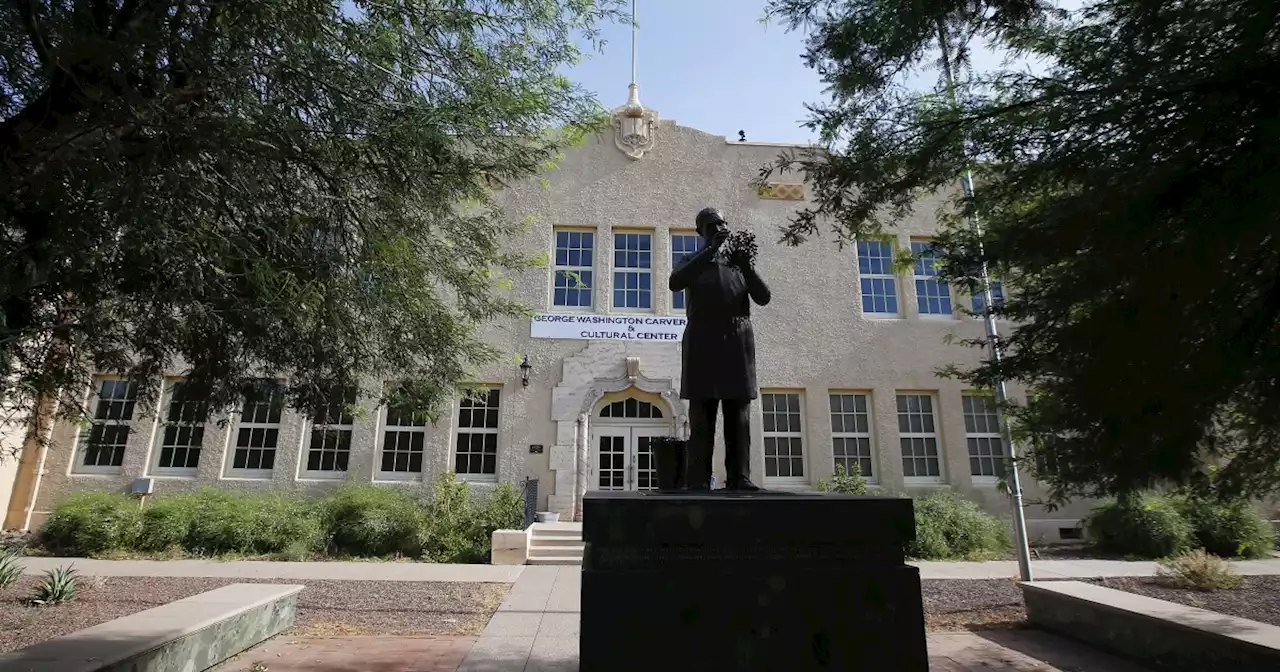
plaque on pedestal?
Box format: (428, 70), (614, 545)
(579, 491), (929, 671)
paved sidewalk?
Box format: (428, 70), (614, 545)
(212, 636), (477, 672)
(457, 566), (1151, 672)
(18, 557), (524, 582)
(20, 555), (1280, 581)
(915, 557), (1280, 579)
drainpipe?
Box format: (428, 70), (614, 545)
(574, 412), (590, 521)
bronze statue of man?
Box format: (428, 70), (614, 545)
(669, 207), (772, 491)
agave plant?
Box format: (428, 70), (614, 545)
(30, 565), (81, 605)
(0, 549), (21, 589)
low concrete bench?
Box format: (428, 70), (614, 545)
(1021, 580), (1280, 672)
(0, 583), (304, 672)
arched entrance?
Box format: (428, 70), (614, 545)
(590, 388), (673, 492)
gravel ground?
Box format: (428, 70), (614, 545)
(1092, 574), (1280, 627)
(921, 579), (1028, 630)
(2, 574), (1150, 652)
(0, 576), (508, 653)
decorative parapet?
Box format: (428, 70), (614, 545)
(612, 84), (658, 160)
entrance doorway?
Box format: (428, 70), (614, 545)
(591, 395), (672, 492)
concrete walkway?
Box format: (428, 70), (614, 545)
(19, 555), (1280, 581)
(457, 566), (1152, 672)
(18, 556), (524, 582)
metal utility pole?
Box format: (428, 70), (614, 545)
(936, 21), (1034, 582)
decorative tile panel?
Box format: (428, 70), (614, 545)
(757, 183), (806, 201)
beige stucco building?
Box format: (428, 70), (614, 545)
(3, 88), (1094, 541)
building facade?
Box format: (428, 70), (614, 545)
(5, 93), (1094, 541)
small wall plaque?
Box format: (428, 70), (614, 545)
(529, 444), (545, 454)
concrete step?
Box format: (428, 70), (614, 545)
(530, 527), (582, 537)
(527, 556), (584, 566)
(528, 545), (584, 558)
(530, 535), (583, 547)
(531, 521), (583, 532)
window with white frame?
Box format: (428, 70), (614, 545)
(762, 392), (805, 482)
(897, 393), (943, 482)
(963, 394), (1005, 479)
(303, 386), (357, 476)
(971, 280), (1005, 315)
(380, 396), (429, 478)
(152, 381), (209, 476)
(857, 240), (899, 316)
(911, 240), (953, 316)
(455, 388), (500, 480)
(552, 228), (594, 309)
(76, 377), (139, 473)
(228, 381), (284, 476)
(613, 231), (653, 311)
(671, 232), (703, 311)
(829, 393), (874, 482)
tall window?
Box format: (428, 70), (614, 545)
(456, 388), (500, 480)
(857, 240), (899, 316)
(671, 232), (703, 311)
(77, 377), (139, 473)
(963, 394), (1005, 479)
(971, 281), (1005, 315)
(762, 392), (805, 482)
(911, 240), (953, 316)
(553, 229), (594, 309)
(304, 387), (357, 476)
(380, 397), (429, 479)
(830, 393), (874, 482)
(897, 393), (942, 482)
(152, 381), (209, 476)
(229, 381), (284, 477)
(613, 231), (653, 311)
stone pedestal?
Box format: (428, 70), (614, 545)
(579, 491), (928, 671)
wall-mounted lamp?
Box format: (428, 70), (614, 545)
(520, 355), (532, 387)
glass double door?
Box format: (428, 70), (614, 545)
(592, 425), (668, 492)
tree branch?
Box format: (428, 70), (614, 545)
(11, 0), (52, 68)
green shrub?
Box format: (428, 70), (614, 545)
(1085, 494), (1194, 558)
(475, 482), (525, 532)
(420, 473), (485, 563)
(41, 476), (522, 563)
(184, 489), (322, 556)
(41, 492), (142, 556)
(1174, 495), (1275, 559)
(816, 464), (868, 495)
(907, 491), (1011, 560)
(319, 485), (427, 557)
(138, 494), (202, 551)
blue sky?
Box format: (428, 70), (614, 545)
(562, 0), (828, 144)
(563, 0), (1084, 145)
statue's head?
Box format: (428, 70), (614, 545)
(695, 207), (728, 239)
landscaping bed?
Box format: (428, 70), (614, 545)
(0, 575), (509, 653)
(921, 579), (1027, 630)
(1091, 574), (1280, 627)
